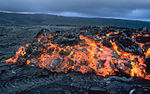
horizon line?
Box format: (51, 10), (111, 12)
(0, 10), (150, 22)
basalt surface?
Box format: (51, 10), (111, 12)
(0, 25), (150, 94)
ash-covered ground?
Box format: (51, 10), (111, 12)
(0, 25), (150, 94)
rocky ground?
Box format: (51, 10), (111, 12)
(0, 25), (150, 94)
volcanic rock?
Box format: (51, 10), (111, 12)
(117, 37), (143, 55)
(1, 25), (150, 94)
(136, 36), (150, 43)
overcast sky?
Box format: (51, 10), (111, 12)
(0, 0), (150, 21)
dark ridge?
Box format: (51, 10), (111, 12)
(0, 12), (150, 28)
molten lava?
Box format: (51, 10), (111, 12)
(6, 28), (150, 80)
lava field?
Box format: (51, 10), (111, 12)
(0, 25), (150, 94)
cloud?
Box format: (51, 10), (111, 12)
(0, 0), (150, 21)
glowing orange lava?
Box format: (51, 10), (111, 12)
(6, 29), (150, 80)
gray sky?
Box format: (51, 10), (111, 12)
(0, 0), (150, 21)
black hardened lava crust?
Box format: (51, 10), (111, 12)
(0, 25), (150, 94)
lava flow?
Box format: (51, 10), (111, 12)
(5, 28), (150, 80)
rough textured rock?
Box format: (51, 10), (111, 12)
(0, 25), (150, 94)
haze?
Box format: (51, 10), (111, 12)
(0, 0), (150, 21)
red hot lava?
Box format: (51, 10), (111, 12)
(6, 28), (150, 80)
